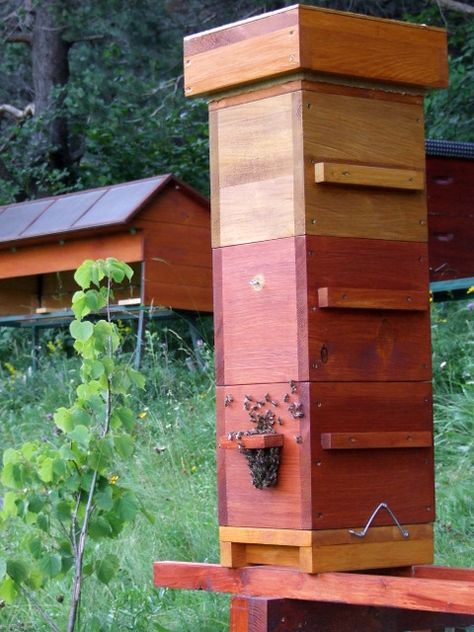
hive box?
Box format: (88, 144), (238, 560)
(184, 4), (448, 572)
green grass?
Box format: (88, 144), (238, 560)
(0, 301), (473, 631)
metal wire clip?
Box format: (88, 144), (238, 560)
(349, 502), (409, 539)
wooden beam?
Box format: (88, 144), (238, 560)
(153, 563), (474, 615)
(317, 287), (427, 311)
(0, 232), (143, 280)
(314, 162), (424, 190)
(321, 431), (432, 450)
(218, 434), (284, 450)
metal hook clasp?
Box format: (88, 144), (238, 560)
(349, 502), (409, 539)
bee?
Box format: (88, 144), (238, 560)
(288, 402), (304, 418)
(283, 393), (290, 403)
(289, 380), (297, 394)
(277, 417), (283, 425)
(264, 393), (271, 402)
(224, 394), (233, 407)
(244, 394), (253, 402)
(257, 399), (266, 407)
(271, 400), (278, 407)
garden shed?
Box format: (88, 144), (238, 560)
(426, 139), (474, 300)
(0, 174), (212, 319)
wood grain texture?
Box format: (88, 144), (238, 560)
(321, 431), (432, 450)
(216, 382), (312, 530)
(213, 238), (308, 385)
(217, 381), (434, 530)
(210, 91), (303, 248)
(153, 563), (474, 615)
(218, 434), (284, 450)
(233, 597), (474, 632)
(209, 79), (424, 112)
(221, 524), (433, 547)
(183, 5), (447, 96)
(214, 236), (431, 384)
(0, 232), (143, 280)
(318, 287), (427, 311)
(212, 87), (428, 247)
(314, 162), (424, 190)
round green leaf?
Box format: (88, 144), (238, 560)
(7, 559), (28, 583)
(70, 319), (94, 342)
(95, 553), (119, 585)
(39, 553), (62, 578)
(68, 425), (91, 446)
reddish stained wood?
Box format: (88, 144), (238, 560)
(232, 597), (474, 632)
(318, 287), (427, 311)
(153, 563), (474, 615)
(216, 382), (312, 530)
(321, 431), (432, 450)
(426, 156), (474, 282)
(214, 236), (431, 385)
(136, 185), (210, 229)
(217, 382), (433, 530)
(219, 434), (284, 450)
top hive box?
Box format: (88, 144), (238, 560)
(183, 4), (448, 97)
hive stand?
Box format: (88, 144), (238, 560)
(186, 3), (449, 574)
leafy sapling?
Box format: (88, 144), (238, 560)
(0, 258), (149, 632)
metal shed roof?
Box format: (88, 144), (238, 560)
(0, 174), (207, 247)
(426, 139), (474, 160)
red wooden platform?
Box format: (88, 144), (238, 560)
(154, 562), (474, 631)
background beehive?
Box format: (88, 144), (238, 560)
(185, 4), (448, 572)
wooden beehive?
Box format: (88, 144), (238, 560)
(0, 175), (211, 316)
(185, 5), (448, 572)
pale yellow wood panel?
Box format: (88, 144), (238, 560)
(310, 538), (434, 573)
(220, 526), (313, 547)
(245, 544), (300, 568)
(216, 92), (296, 188)
(315, 162), (424, 190)
(219, 524), (433, 548)
(303, 92), (425, 169)
(305, 173), (428, 242)
(213, 91), (303, 247)
(216, 176), (295, 247)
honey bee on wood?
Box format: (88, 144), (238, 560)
(257, 399), (266, 407)
(271, 400), (278, 407)
(288, 402), (304, 418)
(244, 394), (253, 402)
(264, 393), (271, 402)
(224, 394), (233, 407)
(289, 380), (297, 394)
(243, 400), (251, 411)
(277, 417), (283, 425)
(283, 393), (290, 403)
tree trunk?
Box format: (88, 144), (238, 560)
(31, 0), (71, 171)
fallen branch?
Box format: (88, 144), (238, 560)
(0, 103), (35, 120)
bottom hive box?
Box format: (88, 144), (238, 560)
(216, 381), (434, 572)
(219, 524), (434, 573)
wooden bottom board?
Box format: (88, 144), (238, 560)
(220, 525), (433, 573)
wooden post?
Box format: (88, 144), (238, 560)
(184, 4), (448, 574)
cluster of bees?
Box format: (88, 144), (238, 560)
(223, 381), (305, 489)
